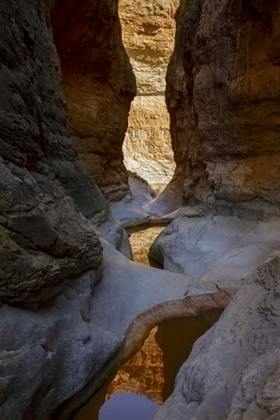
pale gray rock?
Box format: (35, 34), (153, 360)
(110, 194), (151, 226)
(155, 257), (280, 420)
(128, 172), (156, 206)
(95, 212), (133, 260)
(0, 239), (218, 419)
(149, 213), (280, 288)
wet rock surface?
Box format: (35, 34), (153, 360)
(156, 257), (280, 420)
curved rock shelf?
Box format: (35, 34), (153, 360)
(55, 290), (235, 419)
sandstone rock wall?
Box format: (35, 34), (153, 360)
(0, 0), (105, 305)
(51, 0), (136, 202)
(119, 0), (178, 185)
(167, 0), (280, 215)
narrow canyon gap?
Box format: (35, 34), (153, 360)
(119, 0), (178, 189)
(1, 0), (280, 419)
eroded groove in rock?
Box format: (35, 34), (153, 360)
(167, 0), (280, 216)
(55, 290), (235, 419)
(51, 0), (136, 202)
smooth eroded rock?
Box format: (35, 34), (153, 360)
(150, 212), (280, 288)
(155, 257), (280, 420)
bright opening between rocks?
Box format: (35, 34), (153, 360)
(119, 1), (178, 194)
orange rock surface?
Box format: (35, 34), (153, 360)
(119, 0), (179, 186)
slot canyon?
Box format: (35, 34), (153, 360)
(0, 0), (280, 420)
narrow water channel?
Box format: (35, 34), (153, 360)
(74, 311), (222, 420)
(126, 226), (166, 266)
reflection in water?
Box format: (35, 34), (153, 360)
(126, 226), (166, 266)
(107, 328), (164, 405)
(74, 311), (222, 420)
(99, 393), (158, 420)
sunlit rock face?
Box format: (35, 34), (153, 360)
(51, 0), (136, 202)
(119, 0), (179, 186)
(167, 0), (280, 216)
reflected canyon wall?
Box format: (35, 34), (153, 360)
(106, 312), (222, 406)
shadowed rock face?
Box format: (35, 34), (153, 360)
(51, 0), (136, 202)
(167, 0), (280, 214)
(0, 0), (104, 305)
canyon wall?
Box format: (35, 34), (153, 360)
(51, 0), (136, 202)
(167, 0), (280, 216)
(0, 0), (106, 305)
(119, 0), (178, 186)
(0, 0), (134, 415)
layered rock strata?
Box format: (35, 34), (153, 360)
(156, 257), (280, 420)
(51, 0), (136, 202)
(166, 0), (280, 214)
(119, 0), (178, 186)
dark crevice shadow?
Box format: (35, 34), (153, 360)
(155, 310), (223, 402)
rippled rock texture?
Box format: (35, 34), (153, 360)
(51, 0), (136, 202)
(156, 257), (280, 420)
(167, 0), (280, 214)
(119, 0), (178, 186)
